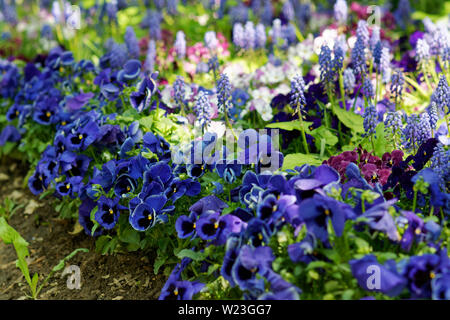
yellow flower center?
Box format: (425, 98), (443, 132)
(62, 121), (67, 126)
(78, 134), (83, 140)
(324, 209), (330, 216)
(109, 208), (114, 214)
(214, 222), (219, 229)
(173, 289), (178, 296)
(258, 233), (263, 240)
(46, 111), (51, 118)
(127, 186), (131, 191)
(272, 205), (278, 212)
(193, 223), (196, 229)
(66, 184), (70, 189)
(415, 228), (421, 235)
(430, 272), (435, 279)
(148, 214), (153, 221)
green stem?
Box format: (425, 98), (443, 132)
(412, 188), (418, 213)
(297, 102), (309, 154)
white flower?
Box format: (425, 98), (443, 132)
(274, 83), (291, 96)
(161, 86), (176, 108)
(206, 121), (226, 139)
(254, 99), (273, 121)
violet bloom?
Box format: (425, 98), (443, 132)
(360, 199), (400, 242)
(0, 125), (21, 146)
(349, 255), (406, 297)
(399, 211), (425, 251)
(402, 250), (450, 299)
(298, 194), (354, 243)
(189, 195), (228, 216)
(95, 196), (125, 230)
(159, 260), (204, 300)
(130, 76), (157, 113)
(65, 92), (94, 111)
(129, 195), (174, 231)
(231, 245), (274, 293)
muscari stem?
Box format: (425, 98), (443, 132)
(297, 101), (309, 154)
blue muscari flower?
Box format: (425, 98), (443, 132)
(433, 75), (449, 114)
(233, 23), (245, 49)
(416, 38), (431, 63)
(333, 42), (344, 72)
(230, 1), (248, 25)
(390, 69), (405, 102)
(334, 0), (348, 25)
(380, 46), (391, 83)
(343, 68), (356, 92)
(384, 111), (403, 137)
(430, 143), (450, 190)
(173, 76), (186, 109)
(109, 42), (128, 69)
(427, 102), (439, 131)
(255, 23), (266, 49)
(244, 21), (256, 50)
(194, 90), (213, 128)
(356, 20), (369, 47)
(282, 0), (294, 21)
(174, 31), (186, 59)
(144, 39), (156, 73)
(402, 114), (420, 151)
(207, 55), (219, 74)
(204, 30), (218, 51)
(124, 26), (140, 59)
(373, 41), (382, 67)
(352, 35), (367, 75)
(319, 45), (334, 84)
(148, 10), (162, 40)
(290, 74), (306, 108)
(130, 76), (156, 113)
(166, 0), (178, 15)
(261, 0), (272, 25)
(363, 102), (377, 136)
(349, 255), (406, 297)
(394, 0), (411, 29)
(370, 26), (380, 51)
(417, 113), (431, 146)
(362, 79), (374, 100)
(129, 195), (174, 231)
(217, 73), (232, 114)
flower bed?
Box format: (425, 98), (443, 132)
(0, 0), (449, 300)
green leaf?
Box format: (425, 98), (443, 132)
(176, 249), (207, 261)
(51, 248), (89, 272)
(266, 121), (312, 131)
(138, 115), (154, 130)
(332, 104), (364, 133)
(154, 256), (167, 275)
(310, 127), (339, 146)
(305, 261), (329, 271)
(282, 153), (324, 170)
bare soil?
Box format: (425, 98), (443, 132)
(0, 162), (166, 300)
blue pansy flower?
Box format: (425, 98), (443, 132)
(349, 255), (407, 297)
(130, 76), (156, 112)
(129, 195), (174, 231)
(95, 196), (125, 230)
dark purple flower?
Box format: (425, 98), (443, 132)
(349, 255), (406, 297)
(298, 194), (353, 243)
(129, 76), (156, 112)
(66, 92), (94, 111)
